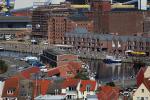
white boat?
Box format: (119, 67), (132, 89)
(20, 56), (38, 61)
(0, 46), (4, 51)
(103, 55), (122, 64)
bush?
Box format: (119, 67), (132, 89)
(106, 82), (115, 87)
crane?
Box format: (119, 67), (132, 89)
(0, 0), (11, 16)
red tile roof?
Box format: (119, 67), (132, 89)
(21, 67), (40, 79)
(97, 86), (119, 100)
(61, 78), (80, 88)
(2, 76), (19, 97)
(80, 80), (97, 92)
(143, 78), (150, 91)
(33, 80), (52, 97)
(47, 68), (60, 77)
(47, 62), (81, 78)
(136, 67), (147, 87)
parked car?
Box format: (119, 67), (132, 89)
(123, 91), (130, 97)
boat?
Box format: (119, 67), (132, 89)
(20, 56), (38, 61)
(103, 55), (122, 64)
(0, 46), (4, 51)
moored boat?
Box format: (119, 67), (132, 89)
(103, 55), (122, 64)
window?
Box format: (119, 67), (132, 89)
(86, 84), (91, 92)
(145, 97), (148, 100)
(137, 97), (140, 100)
(7, 90), (14, 94)
(141, 97), (144, 100)
(141, 89), (144, 93)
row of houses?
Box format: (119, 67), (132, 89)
(0, 64), (120, 100)
(63, 28), (150, 54)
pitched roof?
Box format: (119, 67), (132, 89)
(143, 78), (150, 92)
(47, 68), (60, 77)
(21, 67), (40, 79)
(33, 80), (52, 97)
(61, 78), (80, 88)
(97, 86), (119, 100)
(2, 76), (19, 97)
(80, 80), (97, 92)
(47, 62), (81, 78)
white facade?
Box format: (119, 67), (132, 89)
(49, 0), (65, 4)
(77, 81), (98, 100)
(133, 83), (150, 100)
(138, 0), (147, 10)
(61, 87), (78, 99)
(144, 66), (150, 78)
(0, 81), (4, 100)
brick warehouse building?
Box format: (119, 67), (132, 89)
(90, 0), (150, 36)
(32, 2), (93, 44)
(63, 28), (150, 54)
(48, 13), (93, 44)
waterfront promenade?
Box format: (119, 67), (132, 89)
(0, 41), (50, 54)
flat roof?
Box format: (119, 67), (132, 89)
(44, 48), (73, 56)
(0, 16), (31, 22)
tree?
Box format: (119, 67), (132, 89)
(106, 82), (115, 87)
(0, 60), (8, 74)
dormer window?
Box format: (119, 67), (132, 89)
(7, 89), (14, 95)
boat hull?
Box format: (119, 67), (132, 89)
(103, 59), (122, 64)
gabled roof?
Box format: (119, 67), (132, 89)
(136, 67), (147, 87)
(61, 78), (80, 88)
(80, 80), (97, 92)
(47, 68), (60, 77)
(47, 62), (81, 78)
(97, 86), (119, 100)
(21, 67), (40, 79)
(33, 80), (52, 97)
(2, 76), (19, 97)
(143, 78), (150, 92)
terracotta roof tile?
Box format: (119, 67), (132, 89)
(33, 80), (52, 97)
(47, 68), (60, 77)
(61, 78), (80, 88)
(2, 76), (19, 97)
(97, 86), (119, 100)
(21, 67), (40, 79)
(80, 80), (97, 92)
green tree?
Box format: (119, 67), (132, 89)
(0, 60), (8, 74)
(106, 82), (115, 87)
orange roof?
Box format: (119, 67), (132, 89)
(47, 62), (81, 78)
(97, 86), (119, 100)
(47, 68), (60, 77)
(33, 80), (51, 97)
(80, 80), (97, 92)
(61, 78), (80, 88)
(21, 67), (40, 79)
(2, 76), (19, 97)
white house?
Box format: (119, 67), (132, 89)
(0, 80), (5, 100)
(133, 79), (150, 100)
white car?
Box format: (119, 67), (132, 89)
(123, 91), (130, 97)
